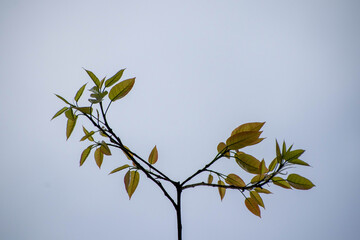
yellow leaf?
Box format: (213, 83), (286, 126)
(250, 191), (265, 208)
(254, 187), (272, 194)
(276, 140), (282, 163)
(251, 174), (265, 183)
(80, 146), (92, 166)
(268, 158), (277, 171)
(148, 146), (158, 164)
(124, 171), (130, 193)
(100, 141), (112, 155)
(287, 174), (315, 190)
(128, 171), (140, 199)
(108, 78), (135, 102)
(226, 131), (263, 150)
(123, 146), (133, 160)
(109, 164), (130, 175)
(94, 147), (103, 168)
(272, 176), (292, 189)
(66, 117), (77, 140)
(235, 152), (261, 174)
(207, 174), (213, 184)
(218, 180), (226, 201)
(245, 197), (261, 217)
(225, 173), (245, 187)
(231, 122), (265, 136)
(217, 142), (230, 158)
(259, 159), (268, 174)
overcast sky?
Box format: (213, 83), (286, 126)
(1, 0), (359, 239)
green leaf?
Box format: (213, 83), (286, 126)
(287, 174), (315, 190)
(225, 173), (245, 187)
(84, 69), (100, 87)
(226, 131), (263, 150)
(259, 159), (268, 174)
(66, 116), (77, 140)
(245, 197), (261, 217)
(94, 147), (104, 168)
(51, 107), (68, 120)
(109, 164), (130, 175)
(284, 149), (305, 161)
(251, 174), (265, 183)
(74, 83), (87, 102)
(128, 171), (140, 199)
(276, 139), (282, 163)
(254, 187), (272, 194)
(55, 94), (71, 105)
(65, 108), (75, 120)
(235, 152), (261, 174)
(287, 158), (310, 166)
(108, 78), (135, 102)
(218, 180), (226, 201)
(268, 158), (277, 171)
(99, 77), (105, 89)
(100, 141), (112, 156)
(74, 107), (92, 115)
(207, 174), (213, 184)
(282, 141), (287, 156)
(148, 145), (158, 164)
(80, 126), (94, 141)
(105, 69), (125, 87)
(217, 142), (230, 158)
(231, 122), (265, 136)
(80, 146), (92, 166)
(272, 176), (292, 189)
(250, 190), (265, 208)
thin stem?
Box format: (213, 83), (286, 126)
(175, 183), (182, 240)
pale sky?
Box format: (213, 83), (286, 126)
(1, 0), (359, 239)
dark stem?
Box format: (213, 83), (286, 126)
(175, 183), (182, 240)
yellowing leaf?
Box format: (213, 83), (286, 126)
(245, 197), (261, 217)
(84, 69), (100, 87)
(74, 107), (92, 115)
(287, 174), (315, 190)
(250, 191), (265, 208)
(51, 107), (68, 120)
(226, 131), (263, 150)
(66, 117), (77, 140)
(217, 142), (230, 158)
(254, 187), (272, 194)
(124, 171), (130, 193)
(80, 146), (92, 166)
(109, 164), (130, 175)
(276, 139), (282, 163)
(207, 174), (213, 184)
(259, 159), (268, 174)
(218, 180), (226, 201)
(231, 122), (265, 136)
(74, 83), (87, 102)
(65, 108), (75, 120)
(105, 69), (125, 87)
(272, 176), (292, 189)
(100, 141), (112, 155)
(287, 159), (310, 166)
(94, 147), (103, 168)
(148, 146), (158, 164)
(108, 78), (135, 102)
(268, 158), (277, 171)
(225, 173), (245, 187)
(284, 149), (305, 161)
(128, 171), (140, 199)
(55, 94), (71, 105)
(123, 146), (133, 160)
(251, 174), (265, 183)
(80, 127), (94, 141)
(235, 152), (261, 174)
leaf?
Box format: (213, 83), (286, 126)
(148, 145), (158, 164)
(287, 159), (310, 166)
(272, 176), (292, 189)
(80, 146), (92, 166)
(251, 174), (265, 183)
(65, 108), (75, 120)
(250, 191), (265, 208)
(226, 131), (263, 150)
(74, 83), (87, 102)
(66, 116), (77, 140)
(74, 107), (92, 115)
(245, 197), (261, 217)
(218, 180), (226, 201)
(124, 171), (130, 193)
(105, 69), (125, 87)
(109, 164), (130, 175)
(282, 141), (287, 156)
(84, 69), (100, 87)
(122, 146), (133, 160)
(55, 94), (71, 105)
(128, 171), (140, 199)
(231, 122), (265, 136)
(235, 152), (261, 174)
(100, 141), (112, 156)
(254, 187), (272, 194)
(99, 77), (105, 89)
(287, 174), (315, 190)
(108, 78), (135, 102)
(268, 158), (277, 171)
(276, 139), (282, 163)
(207, 174), (213, 184)
(284, 149), (305, 161)
(80, 126), (94, 141)
(225, 173), (245, 187)
(94, 147), (104, 168)
(51, 107), (68, 120)
(259, 159), (268, 174)
(217, 142), (230, 158)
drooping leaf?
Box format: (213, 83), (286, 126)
(218, 180), (226, 201)
(231, 122), (265, 136)
(268, 158), (277, 172)
(122, 146), (133, 160)
(108, 78), (135, 102)
(148, 146), (158, 164)
(100, 141), (112, 156)
(287, 158), (310, 166)
(109, 164), (130, 175)
(128, 171), (140, 199)
(250, 191), (265, 208)
(74, 83), (87, 102)
(284, 149), (305, 161)
(207, 174), (213, 184)
(276, 139), (282, 163)
(94, 147), (104, 168)
(272, 176), (292, 189)
(225, 173), (245, 187)
(124, 171), (130, 193)
(105, 69), (125, 87)
(74, 107), (92, 115)
(254, 187), (272, 194)
(235, 152), (261, 174)
(217, 142), (230, 158)
(287, 174), (315, 190)
(245, 197), (261, 217)
(65, 108), (75, 120)
(51, 107), (68, 120)
(66, 116), (77, 140)
(55, 94), (71, 105)
(84, 69), (100, 87)
(80, 146), (92, 166)
(226, 131), (263, 150)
